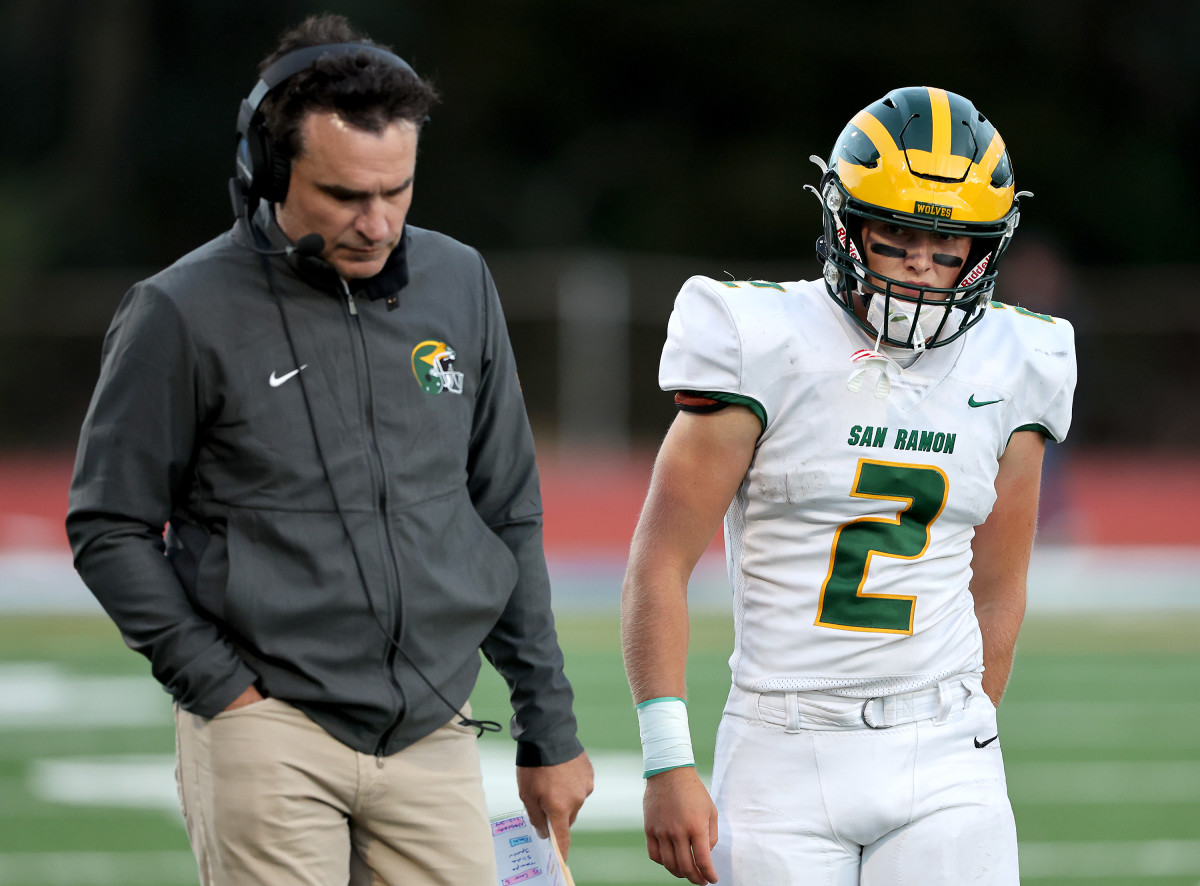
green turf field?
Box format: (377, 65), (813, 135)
(2, 612), (1198, 885)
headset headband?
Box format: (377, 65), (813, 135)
(236, 43), (417, 137)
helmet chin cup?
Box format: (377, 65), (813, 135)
(866, 293), (940, 352)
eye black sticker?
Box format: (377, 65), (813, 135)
(868, 242), (963, 268)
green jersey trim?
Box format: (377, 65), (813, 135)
(693, 391), (767, 430)
(1009, 422), (1056, 444)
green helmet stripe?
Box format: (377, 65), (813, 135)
(892, 87), (934, 154)
(834, 125), (881, 167)
(945, 91), (987, 161)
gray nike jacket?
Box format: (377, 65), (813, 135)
(66, 214), (583, 764)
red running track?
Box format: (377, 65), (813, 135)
(2, 449), (1198, 554)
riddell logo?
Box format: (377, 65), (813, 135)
(961, 255), (991, 286)
(836, 224), (861, 261)
(914, 201), (953, 218)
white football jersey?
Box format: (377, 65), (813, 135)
(660, 277), (1076, 697)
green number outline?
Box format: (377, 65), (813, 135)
(815, 458), (949, 634)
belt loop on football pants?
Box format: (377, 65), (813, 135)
(784, 692), (802, 733)
(934, 680), (954, 724)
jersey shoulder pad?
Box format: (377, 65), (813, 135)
(981, 301), (1077, 442)
(658, 276), (803, 425)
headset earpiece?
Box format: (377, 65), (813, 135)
(238, 116), (291, 203)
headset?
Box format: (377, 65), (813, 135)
(233, 42), (418, 208)
(232, 44), (501, 739)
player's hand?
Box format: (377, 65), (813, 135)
(643, 765), (719, 884)
(516, 750), (594, 859)
(221, 684), (264, 712)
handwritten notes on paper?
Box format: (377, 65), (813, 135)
(490, 811), (574, 886)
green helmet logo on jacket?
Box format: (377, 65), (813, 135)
(411, 340), (464, 395)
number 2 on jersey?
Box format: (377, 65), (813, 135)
(815, 459), (949, 634)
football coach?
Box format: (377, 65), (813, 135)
(66, 13), (592, 885)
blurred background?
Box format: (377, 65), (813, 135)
(1, 1), (1198, 884)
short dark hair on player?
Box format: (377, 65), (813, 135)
(258, 13), (440, 163)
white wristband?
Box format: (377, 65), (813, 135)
(636, 697), (695, 778)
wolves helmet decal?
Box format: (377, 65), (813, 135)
(411, 340), (464, 395)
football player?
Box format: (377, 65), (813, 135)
(621, 86), (1076, 885)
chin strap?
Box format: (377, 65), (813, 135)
(846, 321), (895, 399)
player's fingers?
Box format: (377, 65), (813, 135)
(691, 807), (718, 882)
(671, 833), (711, 885)
(646, 833), (663, 866)
(657, 836), (681, 878)
(691, 831), (719, 884)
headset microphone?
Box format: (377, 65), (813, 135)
(229, 176), (326, 257)
(250, 231), (325, 257)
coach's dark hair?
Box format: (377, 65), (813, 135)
(257, 14), (439, 165)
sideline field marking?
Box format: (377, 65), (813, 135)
(5, 841), (1200, 885)
(7, 546), (1200, 614)
(23, 751), (1200, 824)
(24, 745), (654, 830)
(0, 663), (169, 729)
(0, 851), (196, 885)
(6, 662), (1198, 739)
(560, 841), (1200, 882)
(1007, 761), (1200, 803)
(1018, 839), (1200, 878)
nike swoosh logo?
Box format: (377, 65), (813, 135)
(974, 734), (999, 748)
(968, 395), (1004, 408)
(269, 365), (308, 387)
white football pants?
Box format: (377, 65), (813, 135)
(711, 676), (1019, 885)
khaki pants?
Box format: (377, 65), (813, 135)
(174, 697), (497, 886)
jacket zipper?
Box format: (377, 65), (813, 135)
(341, 279), (408, 757)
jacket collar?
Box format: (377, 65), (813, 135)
(251, 200), (410, 301)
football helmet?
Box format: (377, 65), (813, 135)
(810, 86), (1025, 349)
(411, 340), (464, 394)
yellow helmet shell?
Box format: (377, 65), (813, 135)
(831, 86), (1015, 228)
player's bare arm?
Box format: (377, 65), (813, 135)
(969, 430), (1047, 706)
(622, 406), (760, 885)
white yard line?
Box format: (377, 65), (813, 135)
(0, 851), (196, 885)
(0, 663), (170, 729)
(21, 752), (1200, 821)
(4, 841), (1199, 885)
(1007, 761), (1200, 804)
(1017, 839), (1200, 879)
(6, 545), (1200, 614)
